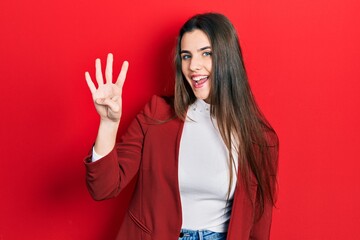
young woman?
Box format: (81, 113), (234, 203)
(84, 13), (279, 240)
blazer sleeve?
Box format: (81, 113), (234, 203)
(250, 131), (279, 239)
(249, 197), (273, 239)
(83, 95), (171, 201)
(84, 95), (168, 201)
(84, 114), (145, 201)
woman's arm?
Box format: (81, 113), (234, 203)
(250, 135), (279, 239)
(84, 115), (144, 201)
(85, 53), (129, 157)
(84, 53), (135, 200)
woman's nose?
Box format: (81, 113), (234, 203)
(189, 56), (202, 71)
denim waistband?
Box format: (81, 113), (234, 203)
(179, 229), (227, 240)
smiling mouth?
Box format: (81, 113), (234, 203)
(192, 75), (209, 88)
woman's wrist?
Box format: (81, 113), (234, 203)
(94, 119), (120, 156)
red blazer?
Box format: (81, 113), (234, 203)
(85, 95), (278, 240)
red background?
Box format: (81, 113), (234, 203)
(1, 0), (359, 239)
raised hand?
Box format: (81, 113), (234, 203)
(85, 53), (129, 123)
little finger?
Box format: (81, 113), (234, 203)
(85, 72), (96, 94)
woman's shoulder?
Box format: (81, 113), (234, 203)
(265, 129), (279, 147)
(260, 124), (279, 147)
(140, 95), (176, 121)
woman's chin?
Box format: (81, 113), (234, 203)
(195, 94), (210, 102)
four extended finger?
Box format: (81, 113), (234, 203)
(95, 58), (104, 86)
(116, 61), (129, 89)
(105, 53), (113, 84)
(85, 71), (97, 94)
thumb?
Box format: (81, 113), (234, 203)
(95, 98), (120, 112)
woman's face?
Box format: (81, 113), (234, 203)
(180, 29), (212, 102)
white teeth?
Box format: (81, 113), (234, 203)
(192, 76), (208, 81)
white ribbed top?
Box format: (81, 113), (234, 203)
(178, 99), (238, 233)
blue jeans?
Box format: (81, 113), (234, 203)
(179, 229), (227, 240)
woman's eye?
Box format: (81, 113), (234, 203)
(203, 51), (212, 57)
(181, 55), (191, 60)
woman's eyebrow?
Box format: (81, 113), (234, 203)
(180, 50), (191, 54)
(199, 46), (211, 51)
(180, 46), (211, 54)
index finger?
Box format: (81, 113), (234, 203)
(115, 61), (129, 89)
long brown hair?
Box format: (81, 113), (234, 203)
(174, 13), (279, 220)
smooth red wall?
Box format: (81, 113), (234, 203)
(1, 0), (359, 239)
